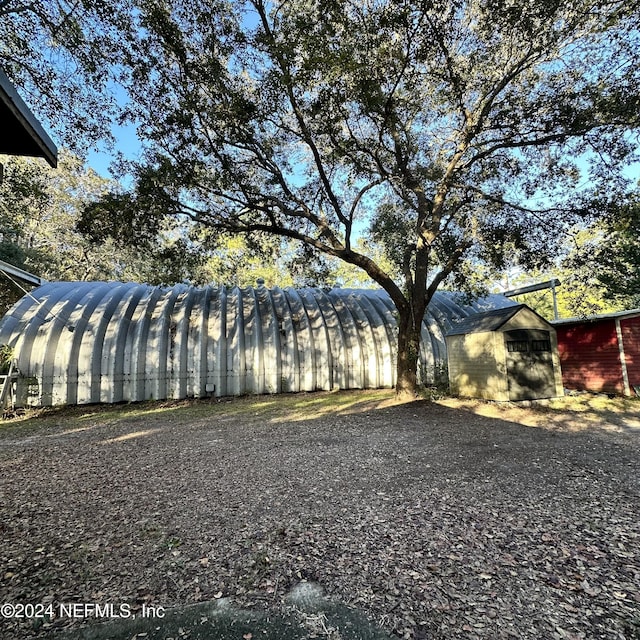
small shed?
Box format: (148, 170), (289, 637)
(553, 309), (640, 396)
(446, 305), (564, 401)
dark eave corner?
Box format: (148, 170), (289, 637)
(0, 67), (58, 168)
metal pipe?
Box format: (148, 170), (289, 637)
(502, 278), (561, 298)
(0, 259), (44, 286)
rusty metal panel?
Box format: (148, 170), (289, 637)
(0, 282), (515, 407)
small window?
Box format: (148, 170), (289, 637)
(531, 339), (551, 352)
(506, 340), (529, 353)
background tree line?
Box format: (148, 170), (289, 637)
(0, 152), (386, 313)
(3, 148), (636, 319)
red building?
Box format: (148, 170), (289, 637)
(553, 310), (640, 396)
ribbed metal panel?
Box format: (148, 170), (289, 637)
(0, 282), (515, 407)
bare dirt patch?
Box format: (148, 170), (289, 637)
(0, 390), (638, 640)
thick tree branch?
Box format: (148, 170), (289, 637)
(253, 0), (350, 230)
(213, 216), (408, 311)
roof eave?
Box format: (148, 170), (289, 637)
(552, 308), (640, 325)
(0, 68), (58, 168)
(446, 304), (525, 336)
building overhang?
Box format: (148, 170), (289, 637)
(0, 259), (44, 287)
(551, 308), (640, 326)
(0, 68), (57, 168)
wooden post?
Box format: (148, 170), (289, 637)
(615, 318), (631, 396)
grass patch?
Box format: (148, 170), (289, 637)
(545, 392), (640, 414)
(45, 590), (392, 640)
(6, 387), (638, 441)
(0, 389), (401, 439)
(45, 600), (308, 640)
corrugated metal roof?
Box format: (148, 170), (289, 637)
(552, 308), (640, 326)
(0, 281), (516, 406)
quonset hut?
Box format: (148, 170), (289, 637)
(0, 281), (516, 407)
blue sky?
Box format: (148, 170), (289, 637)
(87, 121), (141, 180)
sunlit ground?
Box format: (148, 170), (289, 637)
(0, 389), (403, 440)
(1, 388), (639, 440)
(439, 392), (640, 434)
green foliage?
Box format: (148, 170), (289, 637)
(507, 196), (640, 320)
(78, 193), (164, 247)
(194, 233), (296, 288)
(586, 198), (640, 307)
(0, 344), (13, 373)
(0, 152), (112, 280)
(191, 234), (384, 289)
(0, 241), (28, 270)
(496, 260), (631, 321)
(420, 360), (450, 402)
(0, 152), (209, 289)
(502, 279), (609, 322)
(0, 0), (136, 153)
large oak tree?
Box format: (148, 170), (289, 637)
(84, 0), (640, 395)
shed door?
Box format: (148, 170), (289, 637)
(504, 329), (556, 401)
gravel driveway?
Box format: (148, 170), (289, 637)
(0, 391), (638, 640)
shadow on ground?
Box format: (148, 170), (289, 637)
(46, 583), (391, 640)
(2, 391), (638, 640)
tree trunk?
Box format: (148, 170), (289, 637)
(395, 305), (424, 398)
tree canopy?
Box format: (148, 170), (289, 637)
(0, 0), (135, 153)
(563, 198), (640, 311)
(79, 0), (640, 394)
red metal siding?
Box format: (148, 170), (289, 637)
(621, 317), (640, 393)
(556, 321), (624, 394)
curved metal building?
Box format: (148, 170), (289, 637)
(0, 281), (515, 407)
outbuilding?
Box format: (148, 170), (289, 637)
(553, 309), (640, 396)
(446, 304), (564, 401)
(0, 280), (516, 407)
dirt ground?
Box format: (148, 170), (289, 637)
(0, 390), (639, 640)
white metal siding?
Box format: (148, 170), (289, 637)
(0, 282), (515, 406)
